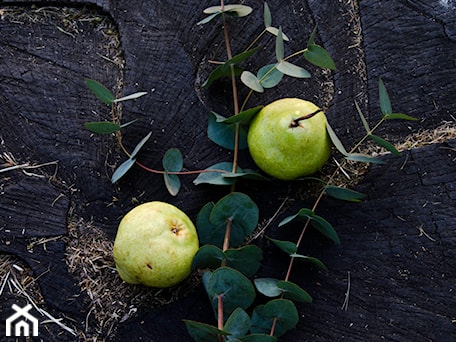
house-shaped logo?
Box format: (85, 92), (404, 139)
(5, 304), (39, 337)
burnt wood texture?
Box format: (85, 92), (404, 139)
(1, 0), (455, 341)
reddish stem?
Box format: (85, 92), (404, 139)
(217, 294), (224, 342)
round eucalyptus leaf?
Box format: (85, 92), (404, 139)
(184, 320), (229, 341)
(206, 267), (256, 320)
(250, 299), (299, 337)
(253, 278), (281, 297)
(209, 192), (259, 247)
(225, 245), (263, 277)
(163, 172), (181, 196)
(277, 280), (312, 303)
(196, 202), (226, 248)
(257, 64), (283, 88)
(224, 307), (251, 340)
(162, 148), (183, 172)
(193, 162), (238, 186)
(208, 112), (248, 150)
(111, 158), (135, 183)
(192, 245), (225, 271)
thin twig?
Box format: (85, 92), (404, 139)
(341, 271), (351, 311)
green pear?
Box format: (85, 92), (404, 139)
(113, 201), (199, 288)
(247, 98), (331, 180)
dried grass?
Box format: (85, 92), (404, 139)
(0, 254), (77, 337)
(64, 217), (200, 341)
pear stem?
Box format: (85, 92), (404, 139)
(289, 109), (323, 128)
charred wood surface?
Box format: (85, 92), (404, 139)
(1, 0), (455, 340)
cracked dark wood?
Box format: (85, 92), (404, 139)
(1, 0), (455, 340)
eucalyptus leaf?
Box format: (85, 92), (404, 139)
(197, 12), (221, 25)
(203, 4), (253, 17)
(278, 208), (313, 227)
(130, 131), (152, 159)
(324, 185), (366, 202)
(345, 153), (386, 164)
(111, 158), (135, 183)
(257, 64), (284, 88)
(384, 113), (418, 121)
(276, 60), (310, 78)
(378, 78), (392, 116)
(241, 71), (264, 93)
(369, 134), (400, 156)
(263, 2), (272, 28)
(205, 267), (256, 320)
(279, 209), (340, 244)
(84, 121), (121, 134)
(307, 25), (318, 46)
(193, 162), (238, 186)
(275, 27), (284, 61)
(227, 48), (260, 67)
(208, 112), (248, 150)
(196, 202), (228, 248)
(222, 169), (270, 181)
(266, 237), (297, 255)
(225, 245), (263, 277)
(241, 334), (277, 342)
(304, 44), (336, 70)
(220, 106), (263, 125)
(162, 148), (183, 172)
(209, 192), (259, 247)
(289, 254), (328, 270)
(163, 173), (181, 196)
(266, 27), (290, 41)
(277, 281), (312, 303)
(309, 214), (340, 244)
(326, 122), (348, 156)
(253, 278), (281, 297)
(113, 91), (147, 103)
(250, 299), (299, 337)
(184, 320), (230, 342)
(192, 245), (225, 270)
(201, 64), (243, 88)
(201, 48), (259, 88)
(355, 100), (370, 133)
(85, 78), (115, 105)
(224, 308), (251, 340)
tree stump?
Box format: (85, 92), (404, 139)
(1, 0), (455, 340)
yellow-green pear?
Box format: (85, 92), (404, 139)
(247, 98), (331, 180)
(113, 201), (199, 288)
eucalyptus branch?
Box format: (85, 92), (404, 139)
(284, 114), (394, 281)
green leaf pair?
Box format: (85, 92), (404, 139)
(207, 106), (262, 150)
(111, 132), (152, 183)
(267, 237), (328, 270)
(162, 148), (183, 196)
(263, 2), (290, 42)
(254, 278), (312, 303)
(185, 296), (299, 340)
(193, 244), (263, 278)
(197, 4), (253, 25)
(193, 161), (268, 186)
(330, 79), (418, 161)
(326, 122), (386, 164)
(185, 307), (279, 341)
(279, 208), (340, 244)
(202, 267), (256, 322)
(85, 78), (147, 105)
(196, 192), (259, 248)
(202, 48), (258, 88)
(303, 26), (336, 70)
